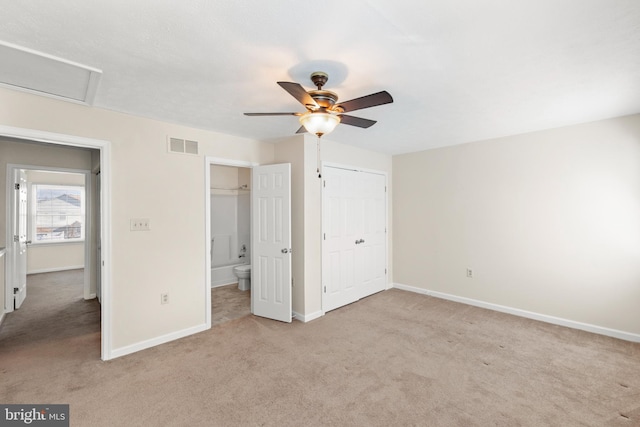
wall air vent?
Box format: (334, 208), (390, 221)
(0, 41), (102, 105)
(168, 137), (199, 155)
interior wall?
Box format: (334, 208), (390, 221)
(393, 114), (640, 336)
(0, 87), (275, 354)
(273, 136), (306, 316)
(25, 170), (86, 274)
(210, 164), (239, 189)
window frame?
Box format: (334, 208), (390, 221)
(29, 182), (86, 245)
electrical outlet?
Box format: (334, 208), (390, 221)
(466, 268), (473, 278)
(161, 293), (169, 304)
(130, 218), (151, 231)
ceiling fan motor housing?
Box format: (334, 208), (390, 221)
(310, 71), (329, 89)
(309, 90), (339, 110)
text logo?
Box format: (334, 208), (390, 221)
(1, 405), (69, 426)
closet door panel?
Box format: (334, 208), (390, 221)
(359, 172), (387, 299)
(323, 168), (360, 311)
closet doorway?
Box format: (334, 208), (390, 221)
(322, 164), (388, 312)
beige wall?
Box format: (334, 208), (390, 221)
(210, 164), (240, 189)
(273, 136), (306, 315)
(27, 244), (84, 274)
(393, 114), (640, 336)
(0, 87), (275, 353)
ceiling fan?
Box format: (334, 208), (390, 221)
(244, 72), (393, 137)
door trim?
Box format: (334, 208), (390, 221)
(204, 157), (258, 328)
(0, 125), (112, 361)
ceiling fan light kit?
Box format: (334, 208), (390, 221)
(299, 111), (341, 136)
(244, 71), (393, 137)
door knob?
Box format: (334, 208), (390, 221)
(281, 248), (292, 254)
(359, 239), (365, 244)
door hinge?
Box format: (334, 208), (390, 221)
(13, 287), (19, 294)
(13, 235), (19, 242)
(323, 233), (326, 240)
(14, 183), (20, 190)
(324, 286), (326, 293)
(291, 277), (294, 287)
(385, 268), (387, 274)
(323, 180), (326, 188)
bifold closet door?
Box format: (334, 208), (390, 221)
(322, 166), (387, 313)
(356, 171), (387, 299)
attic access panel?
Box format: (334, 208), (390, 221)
(0, 41), (102, 105)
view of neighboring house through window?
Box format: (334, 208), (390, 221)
(31, 184), (85, 242)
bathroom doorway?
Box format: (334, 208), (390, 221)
(205, 158), (256, 326)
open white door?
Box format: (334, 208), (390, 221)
(251, 163), (292, 323)
(12, 169), (28, 310)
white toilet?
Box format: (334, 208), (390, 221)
(233, 264), (251, 291)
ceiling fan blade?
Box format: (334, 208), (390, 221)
(295, 126), (306, 134)
(277, 82), (319, 108)
(244, 112), (302, 116)
(336, 91), (393, 113)
(339, 114), (377, 128)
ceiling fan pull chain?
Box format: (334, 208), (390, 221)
(317, 135), (322, 179)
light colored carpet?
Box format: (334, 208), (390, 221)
(1, 271), (639, 426)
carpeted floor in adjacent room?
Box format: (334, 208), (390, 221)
(1, 270), (639, 426)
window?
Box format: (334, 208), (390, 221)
(31, 184), (85, 243)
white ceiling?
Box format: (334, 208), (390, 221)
(1, 1), (639, 155)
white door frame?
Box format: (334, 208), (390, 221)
(0, 125), (113, 361)
(6, 164), (92, 305)
(204, 156), (258, 327)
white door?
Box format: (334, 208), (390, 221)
(322, 167), (360, 311)
(322, 166), (387, 312)
(251, 163), (292, 323)
(357, 171), (387, 298)
(12, 169), (28, 310)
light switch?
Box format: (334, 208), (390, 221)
(130, 218), (151, 231)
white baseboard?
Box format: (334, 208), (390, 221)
(109, 323), (209, 360)
(211, 281), (237, 289)
(393, 283), (640, 343)
(28, 265), (84, 275)
(293, 310), (323, 323)
(85, 293), (96, 300)
(0, 311), (5, 328)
